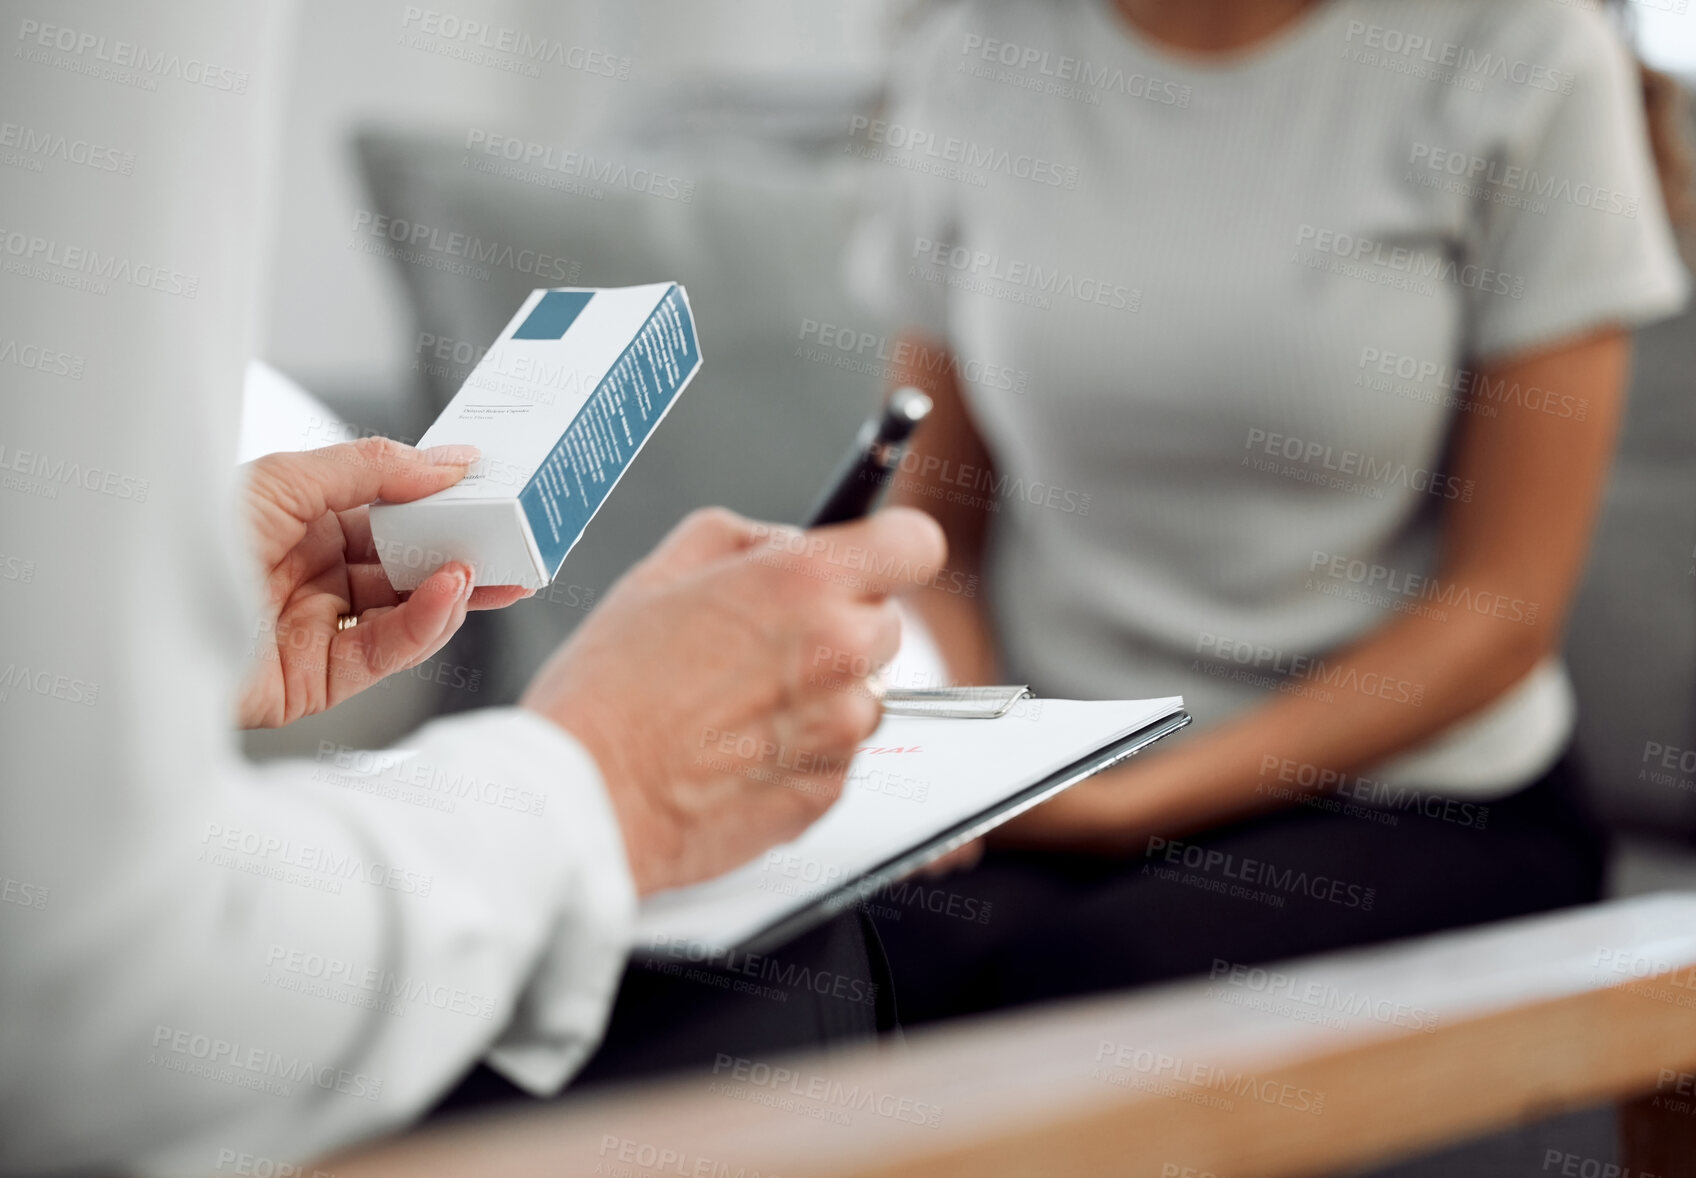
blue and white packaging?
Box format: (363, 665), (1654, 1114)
(371, 283), (701, 591)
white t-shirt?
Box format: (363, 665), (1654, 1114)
(849, 0), (1689, 798)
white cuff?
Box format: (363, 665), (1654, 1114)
(474, 708), (637, 1098)
(412, 707), (637, 1095)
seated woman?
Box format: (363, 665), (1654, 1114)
(848, 0), (1691, 1021)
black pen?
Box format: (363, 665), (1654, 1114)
(804, 387), (933, 527)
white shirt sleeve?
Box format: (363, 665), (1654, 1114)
(1458, 2), (1690, 360)
(0, 4), (634, 1174)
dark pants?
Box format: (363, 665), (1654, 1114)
(432, 754), (1602, 1117)
(430, 909), (897, 1120)
(873, 751), (1607, 1025)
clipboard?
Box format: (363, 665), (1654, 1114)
(881, 684), (1034, 719)
(635, 696), (1191, 958)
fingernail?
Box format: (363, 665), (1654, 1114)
(446, 563), (475, 601)
(423, 444), (481, 466)
(439, 564), (467, 599)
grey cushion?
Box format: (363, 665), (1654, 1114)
(1565, 279), (1696, 833)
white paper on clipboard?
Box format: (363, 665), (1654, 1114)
(635, 696), (1188, 957)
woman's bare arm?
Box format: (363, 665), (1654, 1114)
(893, 327), (1630, 852)
(998, 327), (1630, 851)
(886, 331), (1005, 687)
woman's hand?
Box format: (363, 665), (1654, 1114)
(237, 437), (532, 729)
(993, 773), (1154, 855)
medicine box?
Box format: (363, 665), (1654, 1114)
(371, 283), (701, 591)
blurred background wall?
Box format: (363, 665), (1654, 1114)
(258, 1), (1696, 406)
(260, 0), (908, 407)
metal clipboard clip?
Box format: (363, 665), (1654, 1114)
(880, 685), (1033, 719)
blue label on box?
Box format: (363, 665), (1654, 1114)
(519, 285), (700, 577)
(513, 290), (595, 340)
